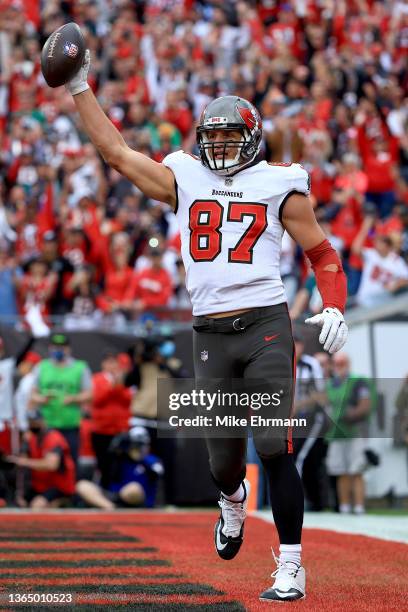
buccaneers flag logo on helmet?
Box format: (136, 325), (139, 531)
(237, 106), (258, 130)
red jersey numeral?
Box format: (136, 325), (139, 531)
(228, 202), (268, 264)
(189, 200), (268, 263)
(189, 200), (223, 261)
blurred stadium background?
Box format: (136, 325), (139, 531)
(0, 1), (407, 606)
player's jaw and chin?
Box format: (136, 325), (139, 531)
(201, 129), (247, 174)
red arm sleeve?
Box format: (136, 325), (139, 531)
(305, 239), (347, 313)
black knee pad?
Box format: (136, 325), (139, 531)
(253, 433), (287, 461)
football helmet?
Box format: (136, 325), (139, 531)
(196, 95), (262, 176)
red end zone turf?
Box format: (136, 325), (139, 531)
(0, 512), (406, 611)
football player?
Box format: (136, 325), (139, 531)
(64, 51), (348, 602)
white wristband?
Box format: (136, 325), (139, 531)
(69, 81), (90, 96)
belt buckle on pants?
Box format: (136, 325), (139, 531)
(232, 317), (246, 331)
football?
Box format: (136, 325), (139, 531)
(41, 22), (86, 88)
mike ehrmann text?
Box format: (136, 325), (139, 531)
(168, 416), (307, 428)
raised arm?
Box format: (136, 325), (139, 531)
(67, 52), (177, 208)
(351, 215), (375, 256)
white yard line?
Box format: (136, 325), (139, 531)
(254, 511), (408, 544)
(1, 507), (407, 544)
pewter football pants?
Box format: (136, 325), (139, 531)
(193, 303), (304, 543)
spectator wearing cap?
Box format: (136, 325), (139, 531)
(90, 351), (133, 489)
(127, 249), (173, 315)
(29, 333), (92, 462)
(6, 410), (76, 509)
(76, 426), (163, 509)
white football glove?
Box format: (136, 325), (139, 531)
(65, 49), (90, 96)
(305, 307), (348, 354)
(25, 304), (50, 338)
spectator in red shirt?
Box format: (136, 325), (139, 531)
(96, 236), (135, 315)
(162, 89), (193, 139)
(7, 410), (75, 508)
(127, 249), (173, 314)
(365, 139), (398, 219)
(90, 350), (133, 488)
(334, 154), (369, 198)
(324, 155), (366, 254)
(267, 5), (302, 60)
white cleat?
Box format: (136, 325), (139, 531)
(259, 550), (306, 602)
(214, 479), (250, 560)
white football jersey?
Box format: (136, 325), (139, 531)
(357, 247), (408, 307)
(163, 151), (310, 315)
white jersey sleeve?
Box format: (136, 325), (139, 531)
(270, 163), (311, 222)
(162, 150), (187, 173)
(162, 150), (197, 214)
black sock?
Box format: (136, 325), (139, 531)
(260, 453), (304, 544)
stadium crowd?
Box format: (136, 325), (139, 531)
(0, 0), (408, 510)
(0, 0), (408, 329)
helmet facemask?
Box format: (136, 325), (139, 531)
(197, 126), (255, 175)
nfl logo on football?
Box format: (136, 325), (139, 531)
(200, 350), (208, 362)
(64, 42), (78, 58)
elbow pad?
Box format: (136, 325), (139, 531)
(305, 239), (347, 313)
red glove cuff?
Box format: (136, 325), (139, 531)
(305, 239), (347, 313)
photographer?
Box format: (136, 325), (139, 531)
(76, 426), (163, 509)
(90, 350), (133, 489)
(126, 333), (184, 505)
(6, 410), (76, 508)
